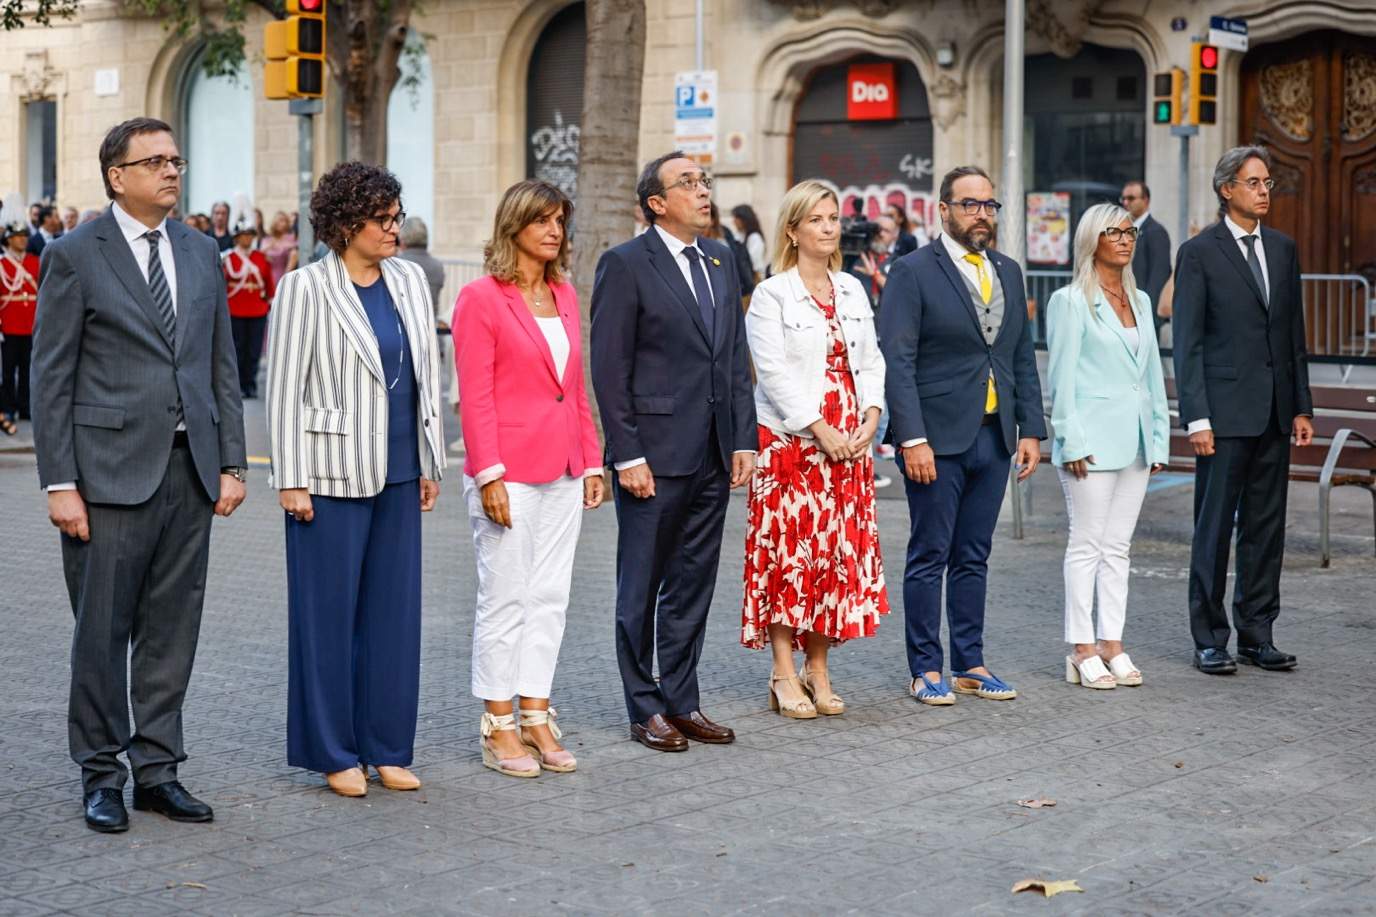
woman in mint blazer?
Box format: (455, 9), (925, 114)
(1047, 203), (1169, 692)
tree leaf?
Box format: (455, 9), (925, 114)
(1017, 798), (1057, 809)
(1011, 879), (1084, 897)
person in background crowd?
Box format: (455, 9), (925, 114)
(259, 211), (298, 279)
(397, 217), (451, 401)
(1, 223), (40, 433)
(709, 203), (756, 302)
(27, 203), (42, 237)
(61, 207), (80, 233)
(1046, 203), (1169, 690)
(1173, 145), (1313, 676)
(1120, 181), (1172, 338)
(32, 116), (246, 833)
(879, 165), (1045, 707)
(253, 208), (266, 243)
(267, 162), (444, 798)
(852, 214), (897, 306)
(224, 216), (275, 400)
(887, 202), (918, 257)
(730, 204), (768, 285)
(208, 201), (232, 251)
(454, 180), (604, 777)
(26, 206), (63, 258)
(909, 204), (932, 248)
(78, 209), (102, 226)
(742, 179), (889, 719)
(591, 151), (757, 753)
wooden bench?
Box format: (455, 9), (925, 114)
(1026, 381), (1376, 567)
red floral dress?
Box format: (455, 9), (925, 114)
(741, 293), (889, 650)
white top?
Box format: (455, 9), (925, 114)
(534, 315), (569, 382)
(1122, 324), (1140, 351)
(744, 231), (767, 274)
(112, 201), (178, 314)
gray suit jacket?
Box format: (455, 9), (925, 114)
(31, 207), (246, 504)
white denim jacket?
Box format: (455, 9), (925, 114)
(745, 266), (886, 436)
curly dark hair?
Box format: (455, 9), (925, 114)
(309, 161), (403, 253)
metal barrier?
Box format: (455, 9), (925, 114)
(1025, 270), (1072, 344)
(437, 259), (486, 312)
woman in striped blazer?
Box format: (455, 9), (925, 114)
(266, 162), (445, 798)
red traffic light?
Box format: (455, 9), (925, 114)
(1199, 44), (1218, 70)
(289, 0), (324, 12)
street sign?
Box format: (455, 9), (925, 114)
(1208, 16), (1248, 53)
(674, 70), (717, 166)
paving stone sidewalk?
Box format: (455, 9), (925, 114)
(0, 420), (1373, 915)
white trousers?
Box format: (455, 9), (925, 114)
(1057, 458), (1151, 644)
(464, 475), (584, 700)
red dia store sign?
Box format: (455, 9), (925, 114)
(847, 63), (897, 120)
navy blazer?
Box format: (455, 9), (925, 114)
(590, 227), (757, 477)
(1171, 220), (1312, 437)
(878, 238), (1046, 456)
(1131, 214), (1172, 310)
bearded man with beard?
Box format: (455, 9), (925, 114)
(877, 165), (1046, 707)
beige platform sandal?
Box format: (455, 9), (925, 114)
(480, 712), (540, 778)
(768, 673), (818, 719)
(798, 665), (845, 715)
(519, 707), (577, 773)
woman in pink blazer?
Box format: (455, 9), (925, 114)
(454, 180), (604, 778)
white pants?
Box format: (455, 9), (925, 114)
(1057, 458), (1150, 644)
(464, 475), (583, 700)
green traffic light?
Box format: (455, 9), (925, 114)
(1154, 101), (1172, 124)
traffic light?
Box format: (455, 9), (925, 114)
(1189, 42), (1219, 125)
(264, 0), (327, 100)
(1152, 69), (1183, 125)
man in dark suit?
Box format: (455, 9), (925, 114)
(1172, 145), (1313, 675)
(1121, 181), (1172, 334)
(590, 151), (757, 752)
(26, 205), (63, 259)
(879, 165), (1045, 705)
(32, 118), (247, 832)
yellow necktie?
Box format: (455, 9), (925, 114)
(963, 253), (998, 414)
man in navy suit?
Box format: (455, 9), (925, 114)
(1172, 146), (1313, 675)
(590, 151), (757, 752)
(878, 165), (1045, 706)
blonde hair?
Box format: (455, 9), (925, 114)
(483, 180), (572, 284)
(1072, 202), (1139, 315)
(771, 180), (844, 275)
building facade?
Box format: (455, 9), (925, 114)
(4, 0), (1374, 280)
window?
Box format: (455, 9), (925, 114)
(182, 54), (254, 217)
(25, 100), (57, 205)
(388, 30), (435, 234)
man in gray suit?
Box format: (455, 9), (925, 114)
(31, 118), (247, 833)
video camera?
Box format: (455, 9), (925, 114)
(839, 219), (881, 258)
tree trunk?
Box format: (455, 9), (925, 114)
(329, 0), (411, 163)
(572, 0), (646, 434)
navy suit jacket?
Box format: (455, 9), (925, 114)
(1171, 220), (1312, 437)
(1131, 214), (1172, 310)
(878, 239), (1046, 456)
(590, 227), (757, 477)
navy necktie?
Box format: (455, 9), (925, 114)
(1241, 234), (1269, 308)
(681, 247), (715, 338)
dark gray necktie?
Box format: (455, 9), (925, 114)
(143, 229), (177, 342)
(681, 247), (715, 338)
(1241, 234), (1268, 307)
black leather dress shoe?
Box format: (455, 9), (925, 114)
(84, 788), (129, 833)
(666, 711), (735, 744)
(132, 781), (214, 823)
(629, 714), (689, 752)
(1237, 642), (1297, 671)
(1193, 647), (1237, 674)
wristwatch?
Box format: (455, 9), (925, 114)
(221, 466), (247, 483)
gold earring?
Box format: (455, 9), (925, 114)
(791, 237), (797, 247)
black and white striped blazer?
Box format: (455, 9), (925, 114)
(266, 251), (445, 496)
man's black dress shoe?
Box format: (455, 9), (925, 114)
(84, 788), (129, 833)
(1193, 647), (1237, 674)
(666, 711), (735, 744)
(1237, 643), (1297, 671)
(132, 781), (214, 822)
(630, 714), (689, 752)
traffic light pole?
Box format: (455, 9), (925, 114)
(1170, 123), (1198, 246)
(290, 98), (322, 266)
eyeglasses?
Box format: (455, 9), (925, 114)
(113, 155), (188, 175)
(661, 174), (713, 194)
(944, 199), (1003, 216)
(370, 210), (406, 232)
(1101, 226), (1140, 242)
(1228, 177), (1275, 192)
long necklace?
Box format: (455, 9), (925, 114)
(1102, 284), (1134, 322)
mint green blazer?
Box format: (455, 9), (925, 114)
(1046, 284), (1170, 469)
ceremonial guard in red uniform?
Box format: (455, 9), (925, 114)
(223, 218), (275, 398)
(1, 223), (40, 433)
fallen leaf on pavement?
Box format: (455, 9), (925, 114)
(165, 882), (208, 890)
(1012, 879), (1083, 897)
(1017, 798), (1056, 809)
(1173, 761), (1184, 768)
(1253, 875), (1269, 883)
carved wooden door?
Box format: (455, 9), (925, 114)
(1240, 31), (1376, 279)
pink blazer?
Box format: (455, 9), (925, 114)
(453, 275), (601, 484)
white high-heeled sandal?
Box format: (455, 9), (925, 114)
(1105, 653), (1143, 686)
(1065, 654), (1117, 689)
(519, 707), (577, 773)
(480, 712), (540, 778)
